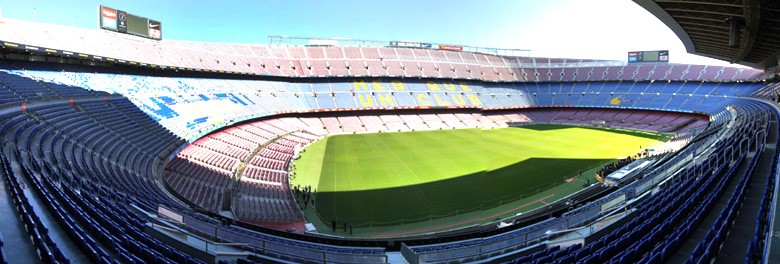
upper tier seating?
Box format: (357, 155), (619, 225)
(0, 18), (763, 82)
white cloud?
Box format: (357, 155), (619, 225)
(496, 0), (745, 67)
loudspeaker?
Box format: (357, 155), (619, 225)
(728, 18), (742, 48)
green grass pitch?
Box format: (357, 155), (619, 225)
(291, 124), (668, 227)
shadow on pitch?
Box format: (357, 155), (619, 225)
(314, 157), (611, 227)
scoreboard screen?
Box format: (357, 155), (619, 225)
(126, 13), (148, 36)
(99, 6), (162, 40)
(628, 50), (668, 63)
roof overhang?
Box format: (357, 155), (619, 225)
(634, 0), (780, 69)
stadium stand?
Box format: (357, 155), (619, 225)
(0, 17), (765, 82)
(0, 11), (778, 263)
(0, 52), (775, 262)
(0, 231), (5, 264)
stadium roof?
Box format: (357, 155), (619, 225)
(634, 0), (780, 69)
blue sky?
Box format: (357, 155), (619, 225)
(1, 0), (737, 66)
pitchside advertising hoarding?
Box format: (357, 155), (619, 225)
(99, 5), (161, 40)
(628, 50), (669, 63)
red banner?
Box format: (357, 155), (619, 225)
(101, 6), (117, 19)
(439, 45), (463, 51)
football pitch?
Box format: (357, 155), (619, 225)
(291, 124), (668, 230)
